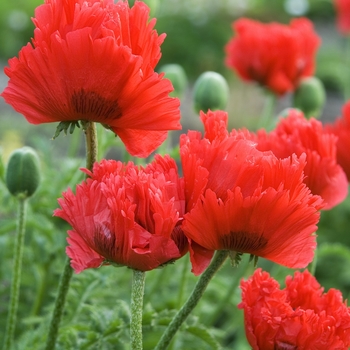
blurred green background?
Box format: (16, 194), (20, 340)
(1, 0), (350, 348)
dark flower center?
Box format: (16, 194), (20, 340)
(220, 231), (267, 252)
(71, 89), (122, 121)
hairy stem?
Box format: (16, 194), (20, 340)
(45, 121), (98, 349)
(131, 270), (146, 350)
(2, 197), (27, 350)
(154, 250), (229, 350)
(44, 258), (73, 350)
(259, 90), (276, 131)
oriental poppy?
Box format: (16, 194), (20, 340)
(239, 269), (350, 349)
(54, 155), (187, 273)
(1, 0), (181, 157)
(225, 18), (320, 95)
(180, 110), (324, 275)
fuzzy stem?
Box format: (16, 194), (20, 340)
(2, 197), (27, 350)
(84, 121), (98, 170)
(45, 121), (98, 349)
(154, 250), (229, 350)
(44, 258), (73, 350)
(131, 270), (146, 350)
(207, 254), (252, 326)
(258, 90), (276, 131)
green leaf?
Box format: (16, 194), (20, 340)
(185, 325), (221, 350)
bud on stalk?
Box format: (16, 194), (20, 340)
(6, 146), (41, 198)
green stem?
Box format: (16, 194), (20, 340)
(45, 121), (98, 349)
(177, 255), (190, 309)
(30, 262), (50, 317)
(44, 258), (73, 350)
(207, 254), (252, 326)
(84, 121), (98, 171)
(131, 270), (146, 350)
(2, 197), (27, 350)
(258, 90), (276, 131)
(154, 250), (229, 350)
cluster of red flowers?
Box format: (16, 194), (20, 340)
(3, 0), (350, 348)
(225, 18), (320, 95)
(53, 110), (327, 274)
(239, 269), (350, 349)
(180, 110), (324, 275)
(1, 0), (181, 157)
(232, 109), (348, 210)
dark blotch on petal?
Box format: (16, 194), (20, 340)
(71, 89), (122, 121)
(220, 231), (268, 252)
(93, 222), (118, 260)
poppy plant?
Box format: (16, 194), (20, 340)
(239, 268), (350, 349)
(180, 110), (324, 276)
(333, 0), (350, 35)
(1, 0), (181, 157)
(54, 155), (187, 273)
(326, 101), (350, 182)
(225, 18), (320, 95)
(234, 109), (348, 209)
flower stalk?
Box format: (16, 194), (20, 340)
(131, 270), (146, 350)
(2, 196), (27, 350)
(259, 90), (276, 130)
(44, 257), (73, 350)
(154, 250), (229, 350)
(45, 121), (98, 349)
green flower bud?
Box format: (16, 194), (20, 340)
(159, 64), (188, 98)
(293, 76), (326, 119)
(193, 71), (229, 113)
(6, 147), (41, 198)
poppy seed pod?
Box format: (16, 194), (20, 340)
(6, 147), (41, 198)
(193, 71), (229, 113)
(159, 64), (188, 98)
(293, 76), (326, 119)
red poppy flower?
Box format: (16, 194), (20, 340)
(1, 0), (181, 157)
(53, 155), (187, 273)
(333, 0), (350, 35)
(326, 101), (350, 182)
(239, 268), (350, 350)
(233, 109), (348, 209)
(225, 18), (320, 95)
(180, 110), (324, 276)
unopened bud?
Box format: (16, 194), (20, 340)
(6, 147), (41, 198)
(293, 76), (326, 119)
(159, 64), (188, 98)
(193, 71), (229, 113)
